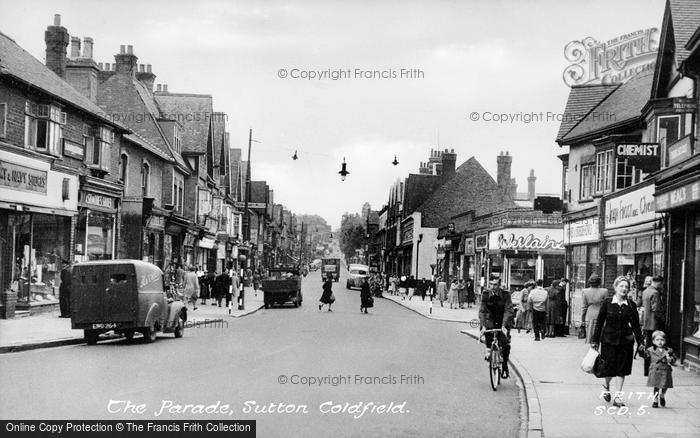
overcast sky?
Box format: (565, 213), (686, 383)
(0, 0), (665, 229)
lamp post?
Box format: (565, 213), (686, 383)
(415, 233), (423, 279)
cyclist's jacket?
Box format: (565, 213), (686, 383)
(479, 287), (514, 329)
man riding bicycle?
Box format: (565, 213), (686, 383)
(479, 278), (514, 378)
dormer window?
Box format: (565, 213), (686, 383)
(24, 100), (65, 156)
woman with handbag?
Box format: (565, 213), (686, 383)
(581, 274), (608, 343)
(360, 278), (373, 314)
(319, 277), (334, 312)
(591, 276), (644, 407)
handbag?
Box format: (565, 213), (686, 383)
(578, 324), (587, 339)
(330, 293), (336, 303)
(581, 348), (598, 373)
(593, 354), (607, 378)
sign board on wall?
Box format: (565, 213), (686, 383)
(63, 139), (85, 160)
(0, 160), (48, 194)
(667, 135), (693, 166)
(616, 143), (660, 172)
(604, 184), (658, 229)
(564, 217), (600, 245)
(475, 234), (488, 250)
(655, 180), (700, 211)
(489, 228), (564, 251)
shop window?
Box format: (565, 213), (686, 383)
(595, 149), (614, 194)
(0, 102), (6, 138)
(580, 165), (594, 200)
(24, 101), (64, 156)
(75, 210), (114, 261)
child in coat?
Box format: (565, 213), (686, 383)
(645, 330), (676, 408)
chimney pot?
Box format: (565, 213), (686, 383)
(156, 84), (162, 92)
(112, 63), (116, 70)
(451, 148), (454, 153)
(53, 14), (61, 26)
(120, 45), (125, 54)
(70, 37), (80, 58)
(139, 64), (145, 72)
(127, 45), (133, 54)
(146, 64), (152, 73)
(163, 84), (168, 92)
(98, 62), (103, 69)
(82, 37), (94, 59)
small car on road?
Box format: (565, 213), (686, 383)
(346, 264), (369, 290)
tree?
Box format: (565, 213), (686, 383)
(339, 212), (366, 261)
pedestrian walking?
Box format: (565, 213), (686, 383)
(581, 274), (608, 344)
(389, 275), (398, 295)
(183, 266), (200, 310)
(466, 279), (475, 308)
(360, 278), (373, 314)
(319, 277), (334, 311)
(437, 277), (448, 307)
(201, 269), (215, 305)
(457, 279), (467, 309)
(518, 281), (534, 333)
(399, 275), (408, 300)
(644, 330), (676, 408)
(447, 277), (459, 309)
(641, 276), (665, 376)
(229, 270), (240, 312)
(407, 275), (416, 301)
(213, 269), (231, 308)
(545, 280), (561, 337)
(591, 276), (644, 408)
(419, 278), (428, 300)
(527, 279), (548, 341)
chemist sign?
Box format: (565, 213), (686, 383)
(616, 143), (660, 172)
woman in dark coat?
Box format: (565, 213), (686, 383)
(319, 278), (334, 311)
(591, 276), (644, 408)
(360, 279), (373, 314)
(545, 280), (561, 337)
(212, 270), (231, 307)
(466, 280), (476, 308)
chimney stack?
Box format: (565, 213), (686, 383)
(496, 151), (513, 199)
(527, 169), (536, 201)
(70, 36), (81, 58)
(136, 63), (156, 93)
(83, 37), (94, 58)
(115, 44), (138, 76)
(45, 14), (69, 78)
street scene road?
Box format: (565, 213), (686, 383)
(0, 266), (521, 437)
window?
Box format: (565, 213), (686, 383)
(562, 165), (569, 201)
(119, 153), (128, 185)
(141, 161), (150, 196)
(580, 164), (594, 200)
(173, 127), (181, 154)
(595, 149), (613, 194)
(658, 115), (681, 167)
(24, 101), (64, 155)
(172, 174), (185, 214)
(84, 125), (111, 172)
(615, 158), (637, 190)
(0, 103), (6, 138)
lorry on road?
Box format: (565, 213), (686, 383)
(321, 258), (341, 282)
(261, 266), (303, 308)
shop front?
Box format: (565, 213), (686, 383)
(602, 182), (663, 303)
(0, 151), (79, 314)
(75, 176), (122, 263)
(564, 207), (603, 326)
(654, 154), (700, 367)
(486, 227), (565, 291)
(143, 213), (165, 268)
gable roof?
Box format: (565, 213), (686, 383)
(556, 84), (618, 143)
(96, 72), (190, 173)
(669, 0), (700, 65)
(154, 93), (213, 154)
(0, 31), (125, 130)
(562, 70), (654, 143)
(416, 157), (516, 228)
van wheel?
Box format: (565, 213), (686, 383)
(142, 326), (157, 343)
(123, 330), (135, 341)
(84, 329), (99, 345)
(174, 313), (185, 338)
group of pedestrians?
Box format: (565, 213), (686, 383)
(385, 274), (476, 308)
(166, 263), (243, 312)
(318, 274), (374, 313)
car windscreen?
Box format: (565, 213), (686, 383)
(350, 269), (367, 275)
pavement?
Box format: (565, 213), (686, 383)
(382, 292), (700, 438)
(0, 286), (265, 353)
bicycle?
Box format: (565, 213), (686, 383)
(480, 328), (506, 391)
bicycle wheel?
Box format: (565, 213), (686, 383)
(489, 347), (501, 391)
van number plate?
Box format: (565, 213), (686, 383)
(92, 323), (118, 329)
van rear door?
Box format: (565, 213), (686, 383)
(72, 264), (138, 324)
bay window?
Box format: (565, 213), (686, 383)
(24, 101), (65, 156)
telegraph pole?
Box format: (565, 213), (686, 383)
(244, 128), (252, 244)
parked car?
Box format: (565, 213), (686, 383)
(346, 264), (369, 290)
(70, 260), (187, 345)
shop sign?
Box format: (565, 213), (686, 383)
(464, 237), (475, 253)
(475, 234), (488, 250)
(617, 254), (634, 265)
(655, 180), (700, 211)
(234, 201), (266, 209)
(605, 184), (657, 229)
(489, 228), (564, 251)
(401, 222), (414, 243)
(0, 160), (47, 194)
(63, 139), (84, 160)
(616, 143), (660, 172)
(564, 217), (600, 244)
(81, 192), (115, 209)
(667, 135), (693, 166)
(198, 237), (216, 249)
